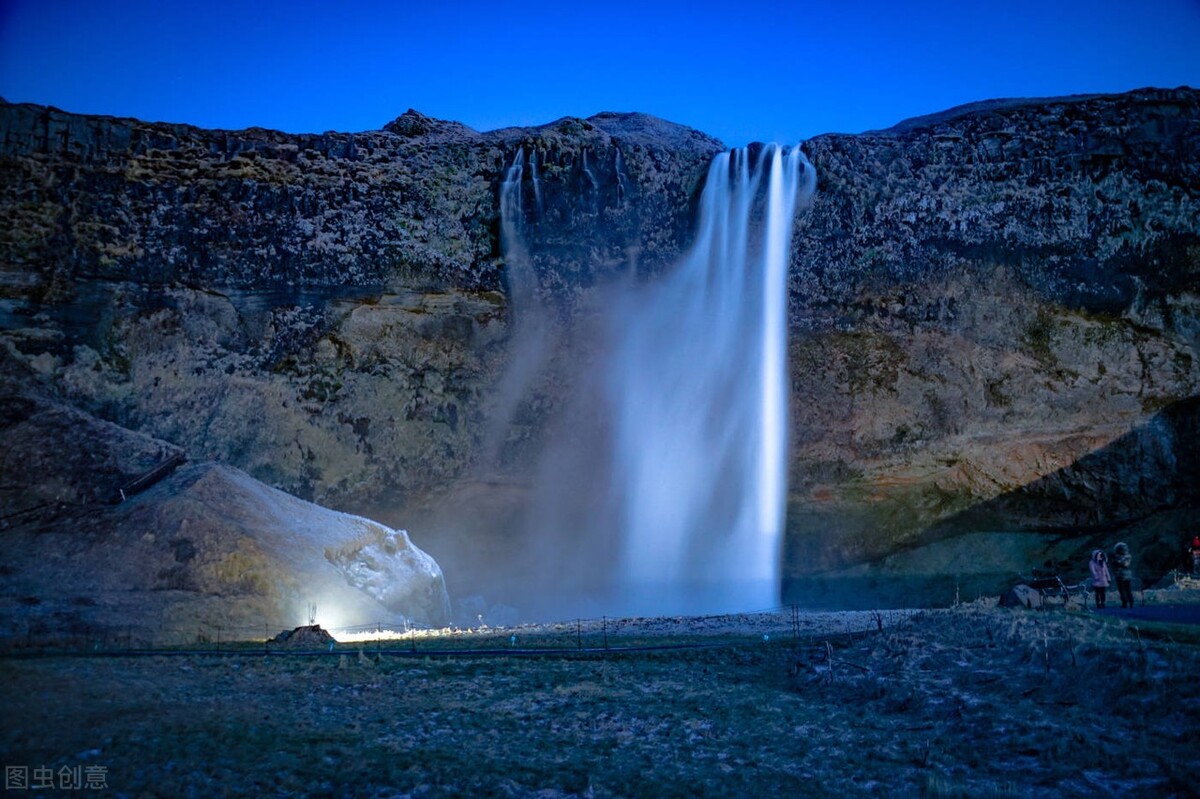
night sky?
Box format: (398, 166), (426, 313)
(1, 0), (1198, 146)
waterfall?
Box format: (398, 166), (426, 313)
(499, 149), (535, 314)
(494, 142), (814, 618)
(614, 148), (627, 204)
(529, 148), (543, 213)
(607, 144), (813, 614)
(482, 148), (550, 468)
(582, 149), (600, 193)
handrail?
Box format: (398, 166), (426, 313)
(115, 452), (187, 502)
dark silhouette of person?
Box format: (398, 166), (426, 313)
(1112, 542), (1134, 609)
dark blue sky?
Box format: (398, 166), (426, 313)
(1, 0), (1197, 146)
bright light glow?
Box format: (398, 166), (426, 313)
(326, 624), (527, 644)
(330, 627), (433, 644)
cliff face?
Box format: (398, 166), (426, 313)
(0, 104), (721, 514)
(0, 106), (719, 296)
(783, 89), (1200, 588)
(2, 88), (1198, 611)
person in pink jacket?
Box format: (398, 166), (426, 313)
(1089, 549), (1112, 609)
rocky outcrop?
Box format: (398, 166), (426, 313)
(0, 369), (450, 642)
(794, 90), (1200, 317)
(1, 451), (451, 642)
(0, 103), (719, 297)
(2, 88), (1198, 612)
(270, 624), (336, 648)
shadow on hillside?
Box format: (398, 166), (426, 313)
(783, 395), (1200, 609)
(929, 394), (1199, 536)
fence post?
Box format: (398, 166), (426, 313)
(602, 616), (608, 651)
(577, 619), (582, 650)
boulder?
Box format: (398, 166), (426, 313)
(0, 382), (451, 643)
(999, 584), (1044, 609)
(271, 624), (335, 648)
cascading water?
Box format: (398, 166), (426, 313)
(494, 142), (814, 618)
(529, 148), (543, 214)
(606, 144), (813, 614)
(481, 148), (550, 468)
(582, 149), (600, 193)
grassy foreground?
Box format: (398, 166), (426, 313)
(2, 604), (1198, 798)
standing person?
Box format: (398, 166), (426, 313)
(1187, 536), (1200, 577)
(1088, 549), (1112, 609)
(1112, 541), (1135, 609)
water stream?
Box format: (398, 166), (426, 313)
(497, 143), (815, 617)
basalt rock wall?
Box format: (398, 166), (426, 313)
(2, 88), (1198, 600)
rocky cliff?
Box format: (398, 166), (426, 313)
(1, 88), (1197, 616)
(0, 104), (720, 510)
(783, 88), (1199, 600)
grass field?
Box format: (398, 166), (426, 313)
(2, 603), (1198, 797)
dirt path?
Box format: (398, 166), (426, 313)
(1098, 604), (1200, 625)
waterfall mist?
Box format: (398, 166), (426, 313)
(466, 143), (814, 620)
